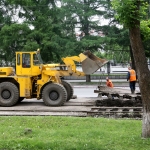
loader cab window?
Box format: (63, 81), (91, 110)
(33, 54), (40, 65)
(33, 51), (43, 65)
(22, 53), (31, 68)
(17, 54), (20, 65)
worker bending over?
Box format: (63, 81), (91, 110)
(106, 77), (114, 88)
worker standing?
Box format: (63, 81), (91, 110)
(106, 77), (114, 88)
(127, 66), (137, 94)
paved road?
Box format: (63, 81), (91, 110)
(73, 86), (99, 97)
(0, 86), (140, 116)
(73, 86), (140, 97)
(0, 97), (98, 116)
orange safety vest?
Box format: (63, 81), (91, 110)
(106, 79), (114, 88)
(129, 69), (136, 81)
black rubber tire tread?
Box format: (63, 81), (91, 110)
(42, 83), (67, 106)
(0, 82), (19, 106)
(61, 80), (74, 101)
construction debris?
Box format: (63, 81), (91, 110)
(94, 86), (142, 107)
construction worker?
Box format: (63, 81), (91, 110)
(127, 66), (137, 94)
(106, 77), (114, 88)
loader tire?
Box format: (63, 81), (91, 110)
(0, 82), (19, 106)
(61, 80), (74, 101)
(42, 83), (67, 106)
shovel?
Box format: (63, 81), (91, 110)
(79, 50), (109, 74)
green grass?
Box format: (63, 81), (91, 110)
(0, 116), (149, 150)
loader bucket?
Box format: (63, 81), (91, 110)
(79, 50), (109, 74)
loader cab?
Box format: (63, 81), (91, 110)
(16, 50), (43, 76)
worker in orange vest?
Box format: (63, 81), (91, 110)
(127, 66), (137, 94)
(106, 77), (114, 88)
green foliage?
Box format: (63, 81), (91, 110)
(141, 20), (150, 41)
(140, 20), (150, 57)
(0, 0), (135, 64)
(98, 25), (130, 63)
(0, 116), (150, 150)
(61, 0), (111, 52)
(94, 51), (106, 59)
(5, 0), (78, 62)
(112, 0), (150, 59)
(112, 0), (148, 28)
(0, 23), (31, 64)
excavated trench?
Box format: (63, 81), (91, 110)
(95, 97), (142, 107)
(87, 86), (143, 118)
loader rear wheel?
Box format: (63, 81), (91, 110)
(61, 80), (74, 101)
(42, 83), (67, 106)
(0, 82), (19, 106)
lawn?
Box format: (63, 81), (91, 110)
(0, 116), (149, 150)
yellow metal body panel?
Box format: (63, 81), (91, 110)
(0, 67), (13, 76)
(16, 51), (42, 76)
(15, 76), (32, 97)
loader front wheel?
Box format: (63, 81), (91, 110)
(61, 80), (74, 101)
(0, 82), (19, 106)
(42, 83), (67, 106)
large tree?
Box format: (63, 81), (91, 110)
(13, 0), (68, 62)
(60, 0), (110, 51)
(112, 0), (150, 138)
(0, 0), (31, 65)
(0, 0), (78, 63)
(61, 0), (130, 62)
(0, 0), (130, 64)
(0, 24), (31, 65)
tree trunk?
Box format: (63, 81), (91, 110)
(142, 106), (150, 137)
(129, 25), (150, 138)
(129, 45), (136, 70)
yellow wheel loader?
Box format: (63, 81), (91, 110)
(0, 50), (108, 107)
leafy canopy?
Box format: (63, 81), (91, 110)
(112, 0), (148, 28)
